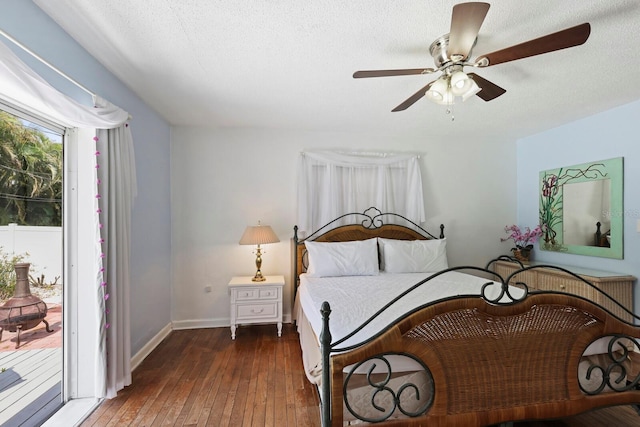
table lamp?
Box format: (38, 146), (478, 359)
(239, 222), (280, 281)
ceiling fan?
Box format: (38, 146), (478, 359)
(353, 2), (590, 112)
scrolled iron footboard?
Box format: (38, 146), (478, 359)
(318, 262), (640, 427)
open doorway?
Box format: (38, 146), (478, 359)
(0, 109), (63, 425)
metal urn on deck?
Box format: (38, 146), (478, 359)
(0, 263), (52, 348)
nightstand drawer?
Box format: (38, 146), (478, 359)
(235, 289), (259, 300)
(234, 286), (279, 301)
(236, 302), (278, 319)
(258, 287), (279, 299)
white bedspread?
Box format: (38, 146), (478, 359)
(299, 270), (520, 350)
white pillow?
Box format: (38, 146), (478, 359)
(378, 238), (448, 273)
(304, 238), (379, 277)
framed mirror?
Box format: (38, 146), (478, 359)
(539, 157), (623, 259)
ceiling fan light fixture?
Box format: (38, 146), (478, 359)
(439, 89), (454, 106)
(425, 77), (449, 102)
(460, 77), (481, 101)
(450, 70), (472, 95)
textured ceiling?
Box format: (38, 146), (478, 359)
(36, 0), (640, 141)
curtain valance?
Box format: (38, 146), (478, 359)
(0, 39), (129, 127)
(297, 150), (426, 233)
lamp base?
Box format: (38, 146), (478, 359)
(252, 247), (266, 281)
(252, 269), (266, 282)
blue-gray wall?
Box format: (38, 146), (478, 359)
(517, 99), (640, 313)
(0, 0), (172, 355)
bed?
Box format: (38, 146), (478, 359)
(292, 208), (640, 426)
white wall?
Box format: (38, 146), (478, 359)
(517, 99), (640, 313)
(171, 127), (517, 326)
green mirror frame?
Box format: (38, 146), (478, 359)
(539, 157), (623, 259)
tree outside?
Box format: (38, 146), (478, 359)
(0, 111), (62, 226)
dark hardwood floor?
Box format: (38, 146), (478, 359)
(81, 324), (640, 426)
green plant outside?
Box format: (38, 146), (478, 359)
(0, 111), (62, 226)
(0, 247), (27, 301)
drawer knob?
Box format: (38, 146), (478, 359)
(560, 284), (566, 290)
(252, 308), (264, 314)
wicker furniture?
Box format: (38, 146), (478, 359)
(492, 259), (635, 322)
(323, 290), (640, 427)
(292, 209), (640, 427)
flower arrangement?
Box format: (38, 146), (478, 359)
(501, 224), (543, 250)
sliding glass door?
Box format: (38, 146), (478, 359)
(0, 108), (64, 425)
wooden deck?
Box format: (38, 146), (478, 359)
(0, 348), (62, 425)
(0, 302), (63, 426)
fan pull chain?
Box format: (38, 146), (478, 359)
(446, 105), (455, 121)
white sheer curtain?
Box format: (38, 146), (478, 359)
(297, 150), (425, 233)
(0, 40), (128, 127)
(95, 124), (136, 398)
(0, 39), (134, 398)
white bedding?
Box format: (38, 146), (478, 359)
(299, 270), (519, 350)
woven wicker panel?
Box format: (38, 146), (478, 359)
(405, 305), (601, 414)
(596, 281), (634, 321)
(493, 263), (537, 289)
(491, 261), (635, 322)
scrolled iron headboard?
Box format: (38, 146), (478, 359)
(291, 207), (445, 304)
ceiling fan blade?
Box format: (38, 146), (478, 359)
(353, 68), (434, 78)
(475, 23), (591, 67)
(391, 82), (434, 112)
(448, 2), (490, 60)
(467, 73), (506, 101)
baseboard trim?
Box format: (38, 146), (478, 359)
(131, 315), (294, 368)
(172, 318), (228, 330)
(131, 322), (172, 371)
(172, 314), (292, 331)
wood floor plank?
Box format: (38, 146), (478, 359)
(249, 330), (269, 427)
(239, 331), (262, 427)
(173, 341), (216, 425)
(81, 324), (640, 427)
(273, 332), (288, 427)
(181, 329), (224, 426)
(225, 327), (258, 427)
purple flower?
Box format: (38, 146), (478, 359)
(542, 175), (558, 197)
(501, 224), (543, 248)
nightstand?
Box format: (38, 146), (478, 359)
(228, 275), (284, 339)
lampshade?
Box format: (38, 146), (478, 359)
(450, 71), (481, 100)
(425, 77), (448, 103)
(449, 71), (472, 95)
(239, 224), (280, 246)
